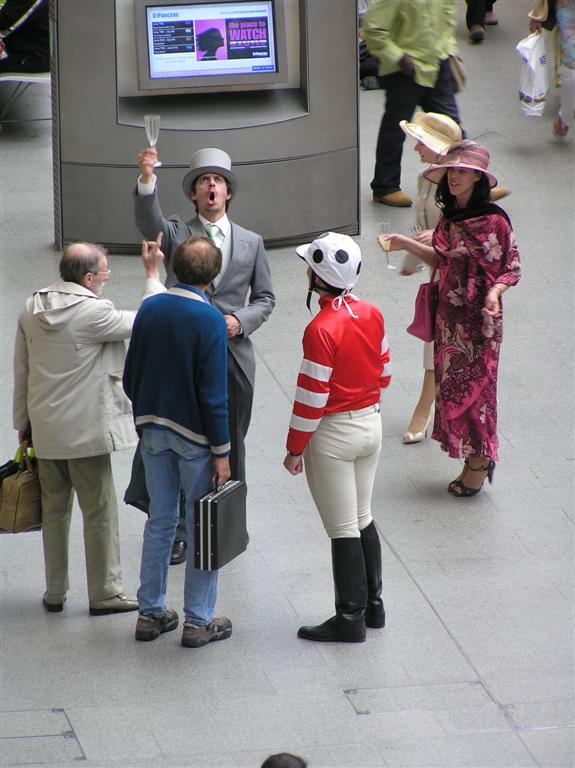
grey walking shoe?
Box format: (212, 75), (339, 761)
(135, 609), (179, 641)
(89, 593), (139, 616)
(181, 616), (232, 648)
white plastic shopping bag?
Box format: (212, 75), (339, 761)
(516, 32), (549, 117)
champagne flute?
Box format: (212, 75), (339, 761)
(377, 221), (396, 270)
(144, 113), (162, 168)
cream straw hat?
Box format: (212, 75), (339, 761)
(400, 112), (462, 154)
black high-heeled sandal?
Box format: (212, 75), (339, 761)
(448, 459), (468, 493)
(451, 460), (495, 498)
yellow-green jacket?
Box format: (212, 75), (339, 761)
(362, 0), (457, 88)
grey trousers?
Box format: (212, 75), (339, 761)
(38, 455), (124, 603)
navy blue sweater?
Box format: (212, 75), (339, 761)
(123, 286), (230, 455)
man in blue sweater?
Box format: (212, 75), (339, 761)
(123, 235), (232, 648)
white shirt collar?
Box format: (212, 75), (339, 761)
(198, 213), (231, 239)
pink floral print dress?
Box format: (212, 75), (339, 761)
(431, 212), (521, 460)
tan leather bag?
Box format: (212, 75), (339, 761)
(0, 442), (42, 533)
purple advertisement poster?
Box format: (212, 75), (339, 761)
(226, 17), (270, 60)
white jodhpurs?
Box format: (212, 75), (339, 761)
(303, 404), (382, 539)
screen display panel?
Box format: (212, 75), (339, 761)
(137, 0), (286, 90)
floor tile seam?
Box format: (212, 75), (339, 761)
(0, 731), (60, 738)
(373, 525), (548, 765)
(506, 719), (572, 764)
(505, 696), (575, 708)
(513, 724), (575, 734)
(0, 706), (68, 714)
(0, 706), (87, 760)
(558, 506), (575, 524)
(253, 342), (297, 403)
(346, 678), (503, 694)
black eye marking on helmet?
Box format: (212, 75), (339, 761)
(356, 262), (362, 274)
(335, 249), (349, 264)
(312, 249), (324, 263)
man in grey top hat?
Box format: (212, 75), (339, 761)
(133, 145), (275, 564)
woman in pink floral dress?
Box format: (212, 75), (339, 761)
(383, 141), (521, 496)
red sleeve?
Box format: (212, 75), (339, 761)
(286, 324), (334, 454)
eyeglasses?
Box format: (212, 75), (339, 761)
(87, 269), (111, 276)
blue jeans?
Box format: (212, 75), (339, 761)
(138, 427), (217, 625)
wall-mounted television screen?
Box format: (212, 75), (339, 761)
(135, 0), (288, 92)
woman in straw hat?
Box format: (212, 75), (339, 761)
(381, 140), (521, 497)
(396, 112), (463, 445)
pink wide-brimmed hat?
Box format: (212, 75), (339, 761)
(422, 140), (498, 188)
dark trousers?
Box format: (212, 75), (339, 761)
(371, 59), (461, 197)
(175, 352), (253, 541)
(466, 0), (496, 29)
(226, 353), (253, 484)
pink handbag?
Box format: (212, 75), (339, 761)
(406, 262), (439, 343)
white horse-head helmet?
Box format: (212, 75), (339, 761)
(296, 232), (362, 292)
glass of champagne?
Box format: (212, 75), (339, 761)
(377, 221), (396, 270)
(144, 113), (162, 168)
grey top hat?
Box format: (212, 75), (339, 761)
(182, 147), (236, 200)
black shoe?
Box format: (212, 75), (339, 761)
(43, 593), (65, 612)
(365, 603), (386, 629)
(298, 615), (366, 643)
(451, 460), (495, 498)
(297, 538), (367, 643)
(360, 522), (386, 629)
(170, 539), (186, 565)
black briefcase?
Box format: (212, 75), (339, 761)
(194, 480), (248, 570)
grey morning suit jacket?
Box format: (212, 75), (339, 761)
(133, 188), (275, 388)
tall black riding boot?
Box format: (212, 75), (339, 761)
(360, 521), (386, 628)
(298, 537), (367, 643)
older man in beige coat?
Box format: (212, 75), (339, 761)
(13, 239), (164, 615)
